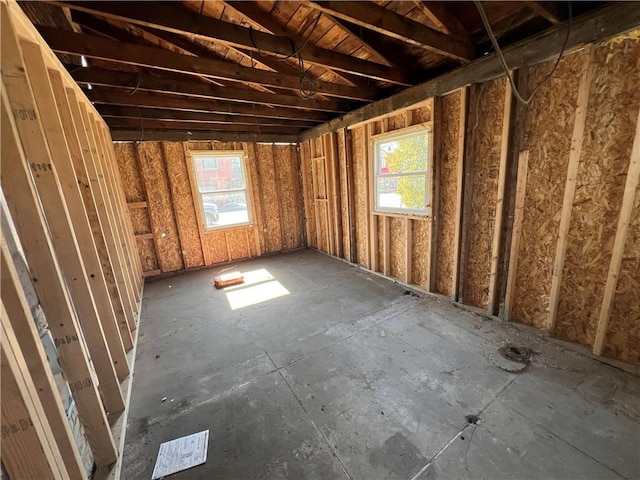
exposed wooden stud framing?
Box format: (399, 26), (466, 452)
(593, 107), (640, 355)
(43, 65), (131, 378)
(452, 87), (469, 301)
(457, 83), (480, 303)
(308, 1), (474, 60)
(161, 142), (187, 268)
(183, 143), (210, 265)
(487, 79), (514, 315)
(300, 142), (314, 249)
(504, 150), (530, 321)
(3, 22), (125, 416)
(547, 49), (595, 332)
(366, 123), (378, 272)
(0, 302), (68, 480)
(0, 228), (87, 480)
(429, 96), (443, 292)
(67, 90), (137, 336)
(1, 80), (117, 467)
(344, 129), (357, 263)
(300, 2), (640, 140)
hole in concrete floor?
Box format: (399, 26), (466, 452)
(498, 343), (532, 363)
(465, 414), (479, 424)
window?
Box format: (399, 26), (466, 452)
(373, 127), (431, 215)
(192, 152), (251, 229)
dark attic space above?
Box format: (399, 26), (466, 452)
(18, 0), (623, 143)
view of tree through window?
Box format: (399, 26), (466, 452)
(374, 128), (430, 215)
(192, 152), (252, 229)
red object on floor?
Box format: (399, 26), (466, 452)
(213, 271), (244, 289)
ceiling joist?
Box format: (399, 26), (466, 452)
(307, 1), (475, 61)
(47, 1), (411, 85)
(37, 26), (375, 100)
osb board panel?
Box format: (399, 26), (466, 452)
(130, 208), (151, 235)
(137, 238), (159, 272)
(436, 90), (462, 296)
(301, 142), (317, 249)
(389, 217), (406, 280)
(606, 188), (640, 364)
(314, 158), (328, 199)
(411, 219), (430, 290)
(337, 129), (350, 259)
(377, 216), (384, 273)
(244, 143), (267, 255)
(226, 228), (251, 261)
(511, 51), (586, 328)
(352, 126), (369, 267)
(255, 144), (283, 253)
(114, 142), (145, 202)
(274, 145), (303, 250)
(163, 142), (205, 269)
(205, 230), (229, 265)
(411, 104), (433, 124)
(556, 37), (640, 350)
(137, 142), (184, 272)
(318, 204), (329, 254)
(464, 77), (506, 308)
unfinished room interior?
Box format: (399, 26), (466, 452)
(1, 0), (640, 479)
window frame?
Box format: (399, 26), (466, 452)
(372, 123), (433, 217)
(190, 150), (253, 231)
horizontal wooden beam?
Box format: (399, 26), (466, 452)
(98, 105), (316, 128)
(70, 66), (352, 113)
(105, 117), (303, 134)
(110, 129), (301, 143)
(300, 2), (640, 140)
(87, 89), (331, 122)
(50, 1), (410, 85)
(37, 26), (376, 101)
(307, 1), (474, 60)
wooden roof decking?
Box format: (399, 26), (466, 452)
(21, 1), (611, 142)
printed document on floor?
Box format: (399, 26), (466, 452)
(151, 430), (209, 479)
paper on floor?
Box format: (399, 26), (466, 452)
(151, 430), (209, 479)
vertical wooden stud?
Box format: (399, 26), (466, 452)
(504, 150), (530, 321)
(593, 107), (640, 355)
(488, 78), (514, 315)
(383, 216), (391, 276)
(1, 82), (117, 467)
(547, 48), (595, 332)
(452, 86), (469, 301)
(367, 123), (379, 272)
(429, 96), (442, 292)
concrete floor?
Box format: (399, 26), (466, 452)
(122, 249), (639, 480)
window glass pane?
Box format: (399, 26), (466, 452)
(376, 131), (429, 175)
(202, 192), (250, 228)
(377, 175), (426, 211)
(194, 155), (245, 193)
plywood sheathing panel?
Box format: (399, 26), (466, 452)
(353, 126), (369, 267)
(411, 219), (430, 290)
(226, 228), (251, 261)
(389, 217), (406, 280)
(137, 142), (183, 272)
(556, 36), (640, 350)
(300, 141), (317, 249)
(463, 77), (506, 308)
(137, 238), (159, 272)
(255, 144), (283, 253)
(129, 209), (151, 235)
(244, 143), (268, 255)
(412, 104), (433, 124)
(511, 51), (586, 328)
(607, 188), (640, 364)
(436, 90), (462, 296)
(114, 143), (144, 202)
(205, 230), (229, 265)
(162, 142), (205, 269)
(274, 145), (302, 250)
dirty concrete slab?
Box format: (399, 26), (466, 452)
(124, 372), (348, 480)
(123, 249), (640, 480)
(414, 399), (625, 480)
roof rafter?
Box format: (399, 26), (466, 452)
(410, 0), (471, 41)
(37, 26), (375, 100)
(46, 1), (411, 85)
(306, 1), (475, 61)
